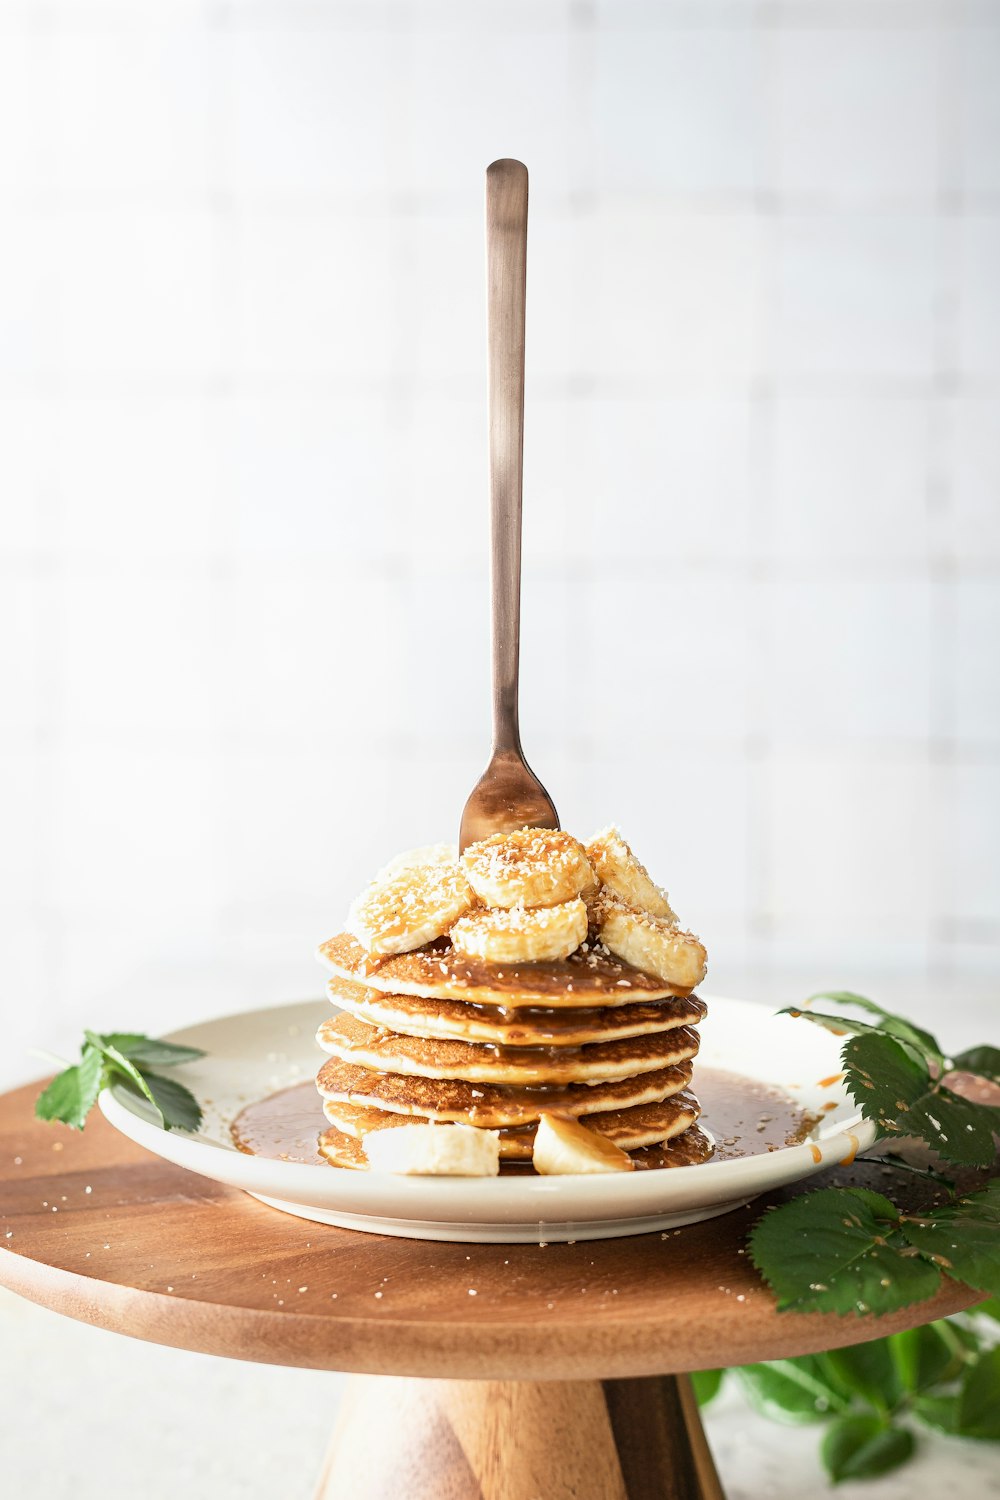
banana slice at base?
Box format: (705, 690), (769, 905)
(363, 1122), (500, 1177)
(461, 828), (595, 909)
(450, 897), (588, 964)
(532, 1114), (635, 1175)
(586, 826), (676, 922)
(348, 861), (475, 957)
(598, 902), (707, 990)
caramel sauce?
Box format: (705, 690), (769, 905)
(320, 933), (686, 1005)
(232, 1066), (817, 1171)
(233, 1081), (326, 1166)
(315, 1056), (694, 1128)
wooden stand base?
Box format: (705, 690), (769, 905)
(315, 1373), (726, 1500)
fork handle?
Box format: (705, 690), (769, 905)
(485, 159), (528, 756)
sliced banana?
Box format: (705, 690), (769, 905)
(373, 843), (457, 882)
(347, 861), (475, 957)
(586, 826), (676, 922)
(450, 897), (588, 964)
(363, 1122), (500, 1177)
(532, 1113), (635, 1175)
(598, 902), (707, 990)
(461, 828), (594, 909)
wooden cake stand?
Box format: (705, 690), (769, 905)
(0, 1080), (983, 1500)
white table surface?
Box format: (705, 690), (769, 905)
(2, 1286), (998, 1499)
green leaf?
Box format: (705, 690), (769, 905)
(788, 1004), (942, 1068)
(952, 1045), (1000, 1084)
(819, 1339), (902, 1414)
(842, 1034), (999, 1166)
(879, 1017), (945, 1064)
(956, 1348), (1000, 1439)
(100, 1033), (205, 1068)
(888, 1324), (958, 1395)
(690, 1369), (724, 1406)
(820, 1415), (915, 1484)
(808, 994), (944, 1063)
(779, 1007), (883, 1040)
(900, 1181), (1000, 1296)
(841, 1032), (930, 1132)
(749, 1187), (942, 1317)
(749, 995), (1000, 1323)
(86, 1030), (165, 1125)
(913, 1393), (960, 1434)
(860, 1154), (957, 1190)
(903, 1087), (1000, 1168)
(735, 1359), (850, 1423)
(33, 1027), (205, 1134)
(972, 1296), (1000, 1324)
(139, 1071), (202, 1132)
(34, 1045), (104, 1131)
(807, 991), (883, 1010)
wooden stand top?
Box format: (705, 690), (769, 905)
(0, 1080), (981, 1381)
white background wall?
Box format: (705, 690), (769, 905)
(2, 4), (999, 1073)
(4, 2), (1000, 1086)
(1, 4), (999, 1497)
(4, 0), (998, 1089)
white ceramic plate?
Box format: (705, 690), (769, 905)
(98, 996), (875, 1243)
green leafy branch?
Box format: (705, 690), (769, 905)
(786, 991), (1000, 1168)
(35, 1031), (205, 1133)
(694, 1303), (1000, 1484)
(747, 992), (1000, 1321)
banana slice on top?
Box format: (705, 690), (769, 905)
(450, 897), (588, 965)
(598, 902), (707, 990)
(348, 861), (475, 957)
(586, 826), (676, 922)
(461, 828), (595, 909)
(373, 843), (458, 882)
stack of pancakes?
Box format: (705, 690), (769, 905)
(313, 830), (711, 1171)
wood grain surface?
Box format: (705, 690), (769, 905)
(0, 1080), (983, 1381)
(315, 1374), (724, 1500)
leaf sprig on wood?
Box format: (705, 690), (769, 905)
(748, 993), (1000, 1321)
(695, 1304), (1000, 1484)
(35, 1031), (205, 1133)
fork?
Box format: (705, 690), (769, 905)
(458, 159), (560, 853)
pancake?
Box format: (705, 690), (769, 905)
(319, 1090), (702, 1165)
(631, 1124), (714, 1170)
(326, 976), (706, 1047)
(316, 1056), (693, 1128)
(317, 1127), (369, 1170)
(317, 1013), (700, 1086)
(317, 933), (691, 1007)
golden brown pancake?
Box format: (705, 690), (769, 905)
(317, 1012), (700, 1086)
(316, 1056), (693, 1128)
(317, 933), (692, 1007)
(319, 1090), (702, 1165)
(631, 1124), (714, 1170)
(490, 1094), (702, 1155)
(326, 976), (706, 1046)
(317, 1127), (369, 1170)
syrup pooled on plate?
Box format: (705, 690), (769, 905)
(231, 1066), (817, 1171)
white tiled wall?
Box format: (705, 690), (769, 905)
(2, 0), (999, 1089)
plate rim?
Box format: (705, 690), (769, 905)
(97, 993), (877, 1223)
